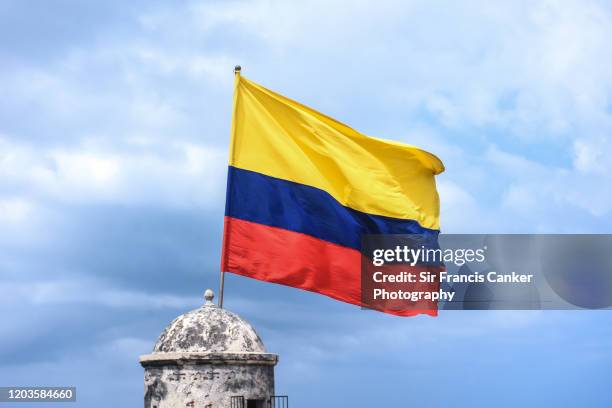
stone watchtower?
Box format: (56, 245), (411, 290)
(140, 289), (283, 408)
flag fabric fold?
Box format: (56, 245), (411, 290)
(221, 73), (444, 316)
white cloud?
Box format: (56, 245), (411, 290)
(52, 151), (120, 188)
(437, 180), (490, 232)
(175, 0), (612, 138)
(485, 144), (612, 222)
(573, 137), (612, 175)
(0, 197), (34, 224)
(0, 136), (227, 209)
(3, 0), (612, 233)
(0, 278), (201, 310)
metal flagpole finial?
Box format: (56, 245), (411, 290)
(234, 65), (241, 74)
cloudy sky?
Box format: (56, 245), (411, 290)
(1, 0), (612, 406)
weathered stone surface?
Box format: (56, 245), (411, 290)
(140, 352), (278, 366)
(143, 364), (274, 408)
(153, 301), (265, 354)
(140, 290), (277, 408)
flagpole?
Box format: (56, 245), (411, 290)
(219, 65), (242, 308)
(218, 270), (225, 308)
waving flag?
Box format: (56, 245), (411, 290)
(220, 71), (444, 316)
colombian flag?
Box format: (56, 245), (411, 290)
(221, 72), (444, 316)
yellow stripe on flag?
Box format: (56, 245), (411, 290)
(230, 75), (444, 230)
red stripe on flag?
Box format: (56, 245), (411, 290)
(221, 216), (437, 317)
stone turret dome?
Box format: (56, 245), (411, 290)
(140, 289), (279, 408)
(153, 289), (266, 354)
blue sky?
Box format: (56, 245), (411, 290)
(1, 0), (612, 407)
